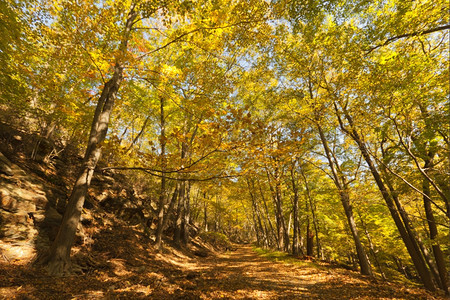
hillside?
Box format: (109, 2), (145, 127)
(0, 125), (446, 299)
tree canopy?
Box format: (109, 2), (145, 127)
(1, 0), (448, 294)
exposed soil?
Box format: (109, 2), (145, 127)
(177, 245), (443, 300)
(0, 241), (445, 299)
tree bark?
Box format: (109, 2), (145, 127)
(173, 181), (185, 246)
(335, 103), (435, 291)
(181, 181), (191, 245)
(40, 5), (137, 276)
(316, 123), (372, 274)
(155, 96), (167, 250)
(290, 167), (301, 256)
(306, 217), (313, 257)
(258, 179), (278, 248)
(299, 167), (321, 259)
(160, 185), (179, 235)
(358, 212), (386, 280)
(267, 167), (289, 252)
(248, 178), (266, 246)
(422, 157), (448, 294)
(204, 198), (208, 232)
(266, 170), (283, 250)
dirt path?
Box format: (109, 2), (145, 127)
(173, 245), (440, 300)
(1, 240), (443, 299)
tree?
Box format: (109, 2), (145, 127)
(39, 1), (139, 275)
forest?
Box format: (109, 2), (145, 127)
(0, 0), (449, 298)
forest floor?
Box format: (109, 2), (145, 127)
(0, 132), (446, 300)
(0, 240), (445, 300)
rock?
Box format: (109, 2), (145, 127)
(0, 191), (17, 211)
(0, 163), (13, 176)
(0, 152), (13, 176)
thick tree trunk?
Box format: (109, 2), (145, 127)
(40, 5), (137, 276)
(341, 192), (372, 275)
(158, 185), (178, 239)
(276, 182), (290, 253)
(379, 145), (443, 288)
(251, 204), (262, 245)
(155, 185), (178, 249)
(44, 70), (123, 274)
(384, 173), (442, 287)
(267, 166), (290, 252)
(178, 116), (191, 245)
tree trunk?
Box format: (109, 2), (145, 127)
(379, 146), (443, 288)
(300, 167), (321, 259)
(385, 172), (442, 288)
(204, 199), (208, 232)
(155, 184), (178, 249)
(258, 179), (278, 248)
(31, 120), (57, 160)
(267, 166), (290, 252)
(335, 104), (435, 291)
(306, 218), (313, 257)
(248, 178), (266, 246)
(358, 212), (386, 280)
(267, 170), (283, 250)
(181, 181), (191, 245)
(291, 167), (301, 256)
(163, 185), (179, 230)
(316, 122), (372, 275)
(423, 157), (448, 294)
(340, 191), (372, 275)
(173, 181), (185, 246)
(251, 202), (261, 245)
(155, 96), (167, 250)
(41, 5), (137, 276)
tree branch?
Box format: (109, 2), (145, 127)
(137, 19), (263, 60)
(102, 146), (227, 174)
(366, 24), (450, 54)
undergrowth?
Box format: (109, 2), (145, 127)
(253, 247), (325, 270)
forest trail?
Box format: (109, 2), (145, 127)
(0, 154), (442, 300)
(188, 245), (317, 299)
(0, 238), (444, 299)
(172, 245), (440, 300)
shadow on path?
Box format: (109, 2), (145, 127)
(178, 245), (440, 300)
